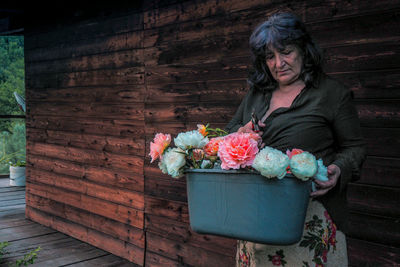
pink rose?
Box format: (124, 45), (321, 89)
(149, 133), (171, 163)
(218, 132), (259, 170)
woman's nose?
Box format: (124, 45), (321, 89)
(275, 54), (285, 68)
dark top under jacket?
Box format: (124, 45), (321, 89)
(225, 73), (367, 233)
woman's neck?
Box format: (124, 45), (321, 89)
(277, 79), (305, 94)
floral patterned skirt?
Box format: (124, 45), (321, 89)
(236, 200), (348, 267)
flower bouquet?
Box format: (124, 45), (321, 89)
(149, 124), (328, 244)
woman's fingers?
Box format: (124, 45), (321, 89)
(310, 164), (341, 197)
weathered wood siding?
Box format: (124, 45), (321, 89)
(25, 0), (400, 266)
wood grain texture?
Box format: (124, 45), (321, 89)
(25, 0), (400, 265)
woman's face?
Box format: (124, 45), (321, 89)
(265, 45), (303, 87)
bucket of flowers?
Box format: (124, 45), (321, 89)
(149, 124), (328, 245)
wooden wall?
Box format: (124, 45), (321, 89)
(24, 0), (400, 266)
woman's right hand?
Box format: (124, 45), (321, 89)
(238, 121), (266, 147)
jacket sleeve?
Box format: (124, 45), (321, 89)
(331, 89), (367, 192)
(225, 88), (253, 133)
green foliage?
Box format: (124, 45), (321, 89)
(0, 36), (25, 133)
(0, 241), (40, 267)
(0, 121), (26, 174)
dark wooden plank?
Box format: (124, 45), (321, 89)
(0, 190), (26, 201)
(348, 183), (400, 218)
(145, 214), (236, 257)
(357, 100), (400, 128)
(145, 102), (238, 124)
(27, 85), (145, 104)
(144, 195), (189, 223)
(67, 254), (138, 267)
(26, 67), (144, 89)
(305, 0), (400, 23)
(0, 204), (26, 212)
(0, 222), (58, 242)
(26, 206), (145, 265)
(146, 232), (235, 267)
(325, 41), (400, 73)
(362, 128), (400, 158)
(28, 102), (145, 120)
(28, 155), (144, 192)
(0, 186), (25, 193)
(25, 13), (143, 50)
(347, 211), (400, 246)
(145, 251), (182, 267)
(0, 198), (26, 208)
(347, 237), (400, 266)
(27, 116), (145, 137)
(145, 175), (187, 202)
(0, 213), (33, 230)
(27, 142), (143, 174)
(26, 182), (144, 229)
(332, 70), (400, 99)
(27, 168), (144, 210)
(26, 49), (144, 75)
(27, 129), (145, 157)
(145, 80), (247, 103)
(358, 156), (400, 187)
(5, 239), (109, 267)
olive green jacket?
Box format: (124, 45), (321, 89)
(225, 74), (367, 233)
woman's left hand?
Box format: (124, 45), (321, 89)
(310, 164), (341, 197)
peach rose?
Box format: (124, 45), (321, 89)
(218, 132), (259, 170)
(149, 133), (171, 163)
(203, 137), (223, 156)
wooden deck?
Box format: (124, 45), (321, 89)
(0, 178), (138, 266)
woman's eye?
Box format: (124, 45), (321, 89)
(266, 54), (274, 60)
(282, 50), (292, 55)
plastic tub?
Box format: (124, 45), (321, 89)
(185, 168), (311, 245)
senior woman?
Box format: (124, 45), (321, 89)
(226, 12), (366, 266)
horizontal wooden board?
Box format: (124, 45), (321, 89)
(27, 128), (145, 156)
(26, 206), (145, 265)
(26, 67), (144, 89)
(145, 213), (236, 257)
(358, 156), (400, 187)
(145, 102), (238, 124)
(146, 232), (235, 267)
(27, 116), (145, 137)
(357, 100), (400, 128)
(145, 175), (187, 202)
(27, 168), (144, 210)
(26, 49), (144, 75)
(304, 0), (400, 23)
(145, 195), (189, 223)
(347, 237), (400, 266)
(26, 182), (144, 229)
(28, 154), (144, 192)
(26, 193), (145, 248)
(362, 128), (400, 158)
(348, 183), (400, 218)
(28, 101), (144, 120)
(145, 251), (182, 267)
(308, 9), (400, 47)
(27, 85), (145, 103)
(25, 13), (143, 50)
(347, 211), (400, 246)
(332, 70), (400, 99)
(146, 80), (248, 103)
(27, 142), (143, 174)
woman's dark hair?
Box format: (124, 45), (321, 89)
(248, 12), (323, 91)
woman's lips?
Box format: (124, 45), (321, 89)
(277, 70), (289, 75)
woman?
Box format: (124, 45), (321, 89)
(226, 12), (366, 266)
